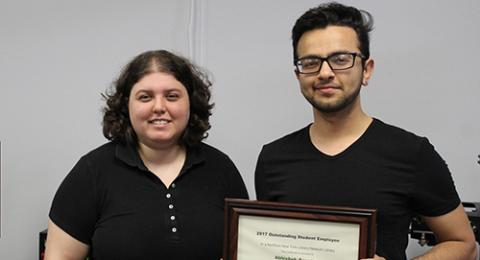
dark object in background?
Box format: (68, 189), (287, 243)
(410, 202), (480, 246)
(39, 229), (47, 260)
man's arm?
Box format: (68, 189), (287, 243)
(413, 204), (477, 260)
(44, 219), (89, 260)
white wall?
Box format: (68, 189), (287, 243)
(0, 0), (193, 258)
(1, 0), (479, 258)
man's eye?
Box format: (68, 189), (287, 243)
(330, 54), (351, 64)
(301, 59), (320, 68)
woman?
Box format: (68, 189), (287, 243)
(45, 50), (249, 259)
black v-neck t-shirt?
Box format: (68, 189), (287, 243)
(255, 118), (460, 259)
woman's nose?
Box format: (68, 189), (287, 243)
(152, 97), (166, 113)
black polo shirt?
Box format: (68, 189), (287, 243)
(49, 141), (248, 260)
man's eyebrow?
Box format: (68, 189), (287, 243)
(298, 51), (354, 60)
(298, 55), (322, 60)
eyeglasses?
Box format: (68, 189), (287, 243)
(294, 52), (365, 74)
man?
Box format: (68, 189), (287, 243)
(254, 2), (476, 260)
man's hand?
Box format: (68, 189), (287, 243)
(361, 254), (385, 260)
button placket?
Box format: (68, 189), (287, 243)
(166, 185), (177, 234)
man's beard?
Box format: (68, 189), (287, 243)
(304, 84), (361, 113)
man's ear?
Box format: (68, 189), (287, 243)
(294, 68), (300, 79)
(362, 58), (375, 86)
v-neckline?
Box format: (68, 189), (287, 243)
(306, 118), (376, 158)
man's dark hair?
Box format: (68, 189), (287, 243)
(292, 2), (374, 62)
(102, 50), (214, 147)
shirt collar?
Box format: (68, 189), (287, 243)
(114, 142), (146, 170)
(114, 142), (205, 174)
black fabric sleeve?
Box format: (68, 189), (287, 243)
(49, 156), (98, 244)
(412, 138), (461, 216)
(225, 156), (249, 200)
(254, 147), (267, 200)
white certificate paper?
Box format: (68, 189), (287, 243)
(237, 214), (360, 260)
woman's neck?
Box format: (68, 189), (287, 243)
(137, 142), (187, 187)
(138, 142), (185, 166)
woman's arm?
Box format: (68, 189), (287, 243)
(44, 219), (89, 260)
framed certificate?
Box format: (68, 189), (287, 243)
(223, 199), (376, 260)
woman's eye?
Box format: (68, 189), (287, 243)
(166, 93), (179, 100)
(138, 95), (151, 101)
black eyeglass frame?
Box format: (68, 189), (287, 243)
(294, 52), (366, 74)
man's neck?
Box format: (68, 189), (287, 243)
(309, 105), (372, 155)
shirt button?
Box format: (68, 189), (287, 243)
(172, 227), (177, 232)
(170, 216), (176, 220)
(166, 193), (171, 198)
(171, 183), (176, 188)
(168, 204), (174, 209)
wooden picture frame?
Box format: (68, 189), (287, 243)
(224, 199), (376, 260)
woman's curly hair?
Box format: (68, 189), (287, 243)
(102, 50), (214, 147)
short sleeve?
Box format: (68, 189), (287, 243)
(412, 138), (461, 216)
(49, 156), (98, 244)
(254, 147), (268, 200)
(225, 156), (249, 200)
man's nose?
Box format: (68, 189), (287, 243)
(317, 60), (335, 80)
